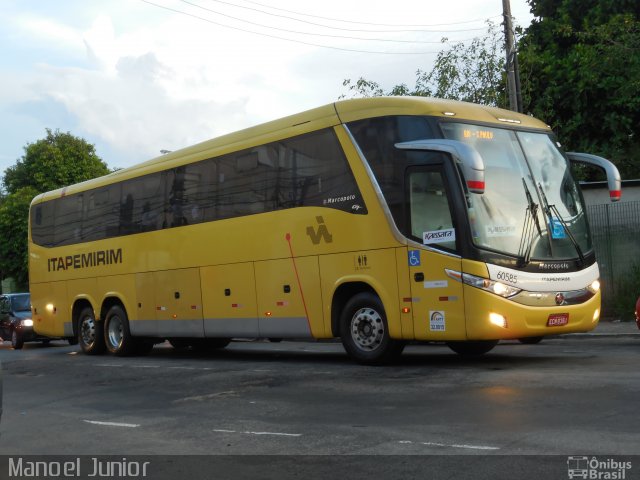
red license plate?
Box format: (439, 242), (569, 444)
(547, 313), (569, 327)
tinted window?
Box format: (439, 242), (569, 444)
(347, 116), (438, 231)
(30, 127), (365, 247)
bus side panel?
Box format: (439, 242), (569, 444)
(394, 247), (415, 340)
(146, 269), (204, 338)
(97, 274), (137, 322)
(254, 257), (324, 338)
(32, 281), (68, 338)
(319, 248), (402, 339)
(134, 272), (156, 324)
(67, 277), (99, 320)
(410, 249), (466, 341)
(201, 263), (259, 337)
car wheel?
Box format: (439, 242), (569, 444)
(447, 340), (498, 356)
(339, 292), (404, 365)
(78, 307), (105, 355)
(11, 329), (24, 350)
(104, 305), (137, 356)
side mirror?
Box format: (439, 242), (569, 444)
(395, 139), (485, 194)
(566, 152), (622, 202)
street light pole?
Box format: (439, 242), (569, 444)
(502, 0), (523, 113)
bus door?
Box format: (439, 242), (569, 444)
(405, 165), (467, 340)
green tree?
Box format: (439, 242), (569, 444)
(0, 129), (110, 290)
(3, 128), (109, 195)
(0, 187), (38, 289)
(518, 0), (640, 179)
(342, 22), (508, 107)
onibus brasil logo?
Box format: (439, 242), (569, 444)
(567, 456), (632, 479)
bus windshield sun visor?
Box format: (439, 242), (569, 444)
(566, 152), (622, 202)
(395, 139), (485, 194)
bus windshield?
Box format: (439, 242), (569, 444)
(440, 123), (591, 261)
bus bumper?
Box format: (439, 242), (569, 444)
(463, 286), (601, 340)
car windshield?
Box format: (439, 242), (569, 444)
(441, 123), (591, 261)
(11, 294), (31, 312)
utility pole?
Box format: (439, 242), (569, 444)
(502, 0), (523, 113)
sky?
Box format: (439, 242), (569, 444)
(0, 0), (534, 174)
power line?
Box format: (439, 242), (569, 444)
(141, 0), (483, 54)
(240, 0), (502, 28)
(178, 0), (478, 44)
(202, 0), (496, 33)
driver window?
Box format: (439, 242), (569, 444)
(408, 169), (456, 251)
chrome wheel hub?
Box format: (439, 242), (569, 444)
(80, 316), (96, 346)
(107, 315), (123, 349)
(350, 307), (384, 351)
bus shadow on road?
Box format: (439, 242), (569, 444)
(140, 339), (587, 370)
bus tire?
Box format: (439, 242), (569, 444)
(447, 340), (498, 356)
(78, 307), (105, 355)
(104, 305), (136, 356)
(339, 292), (403, 365)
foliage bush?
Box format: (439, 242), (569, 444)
(612, 263), (640, 321)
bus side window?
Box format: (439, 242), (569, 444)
(408, 169), (456, 251)
(31, 203), (54, 247)
(54, 194), (83, 246)
(84, 186), (118, 241)
(279, 129), (364, 212)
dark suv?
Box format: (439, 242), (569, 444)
(0, 293), (48, 349)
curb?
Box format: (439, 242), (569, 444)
(555, 332), (640, 339)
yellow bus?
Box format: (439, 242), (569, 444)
(28, 97), (621, 364)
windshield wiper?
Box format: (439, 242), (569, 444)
(517, 178), (544, 267)
(536, 182), (585, 266)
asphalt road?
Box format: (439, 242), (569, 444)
(0, 331), (639, 478)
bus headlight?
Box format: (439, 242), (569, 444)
(462, 273), (522, 298)
(587, 280), (601, 294)
(21, 319), (33, 327)
(489, 312), (508, 329)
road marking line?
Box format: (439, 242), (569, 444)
(97, 363), (212, 371)
(213, 429), (301, 437)
(400, 440), (499, 451)
(175, 391), (238, 402)
(84, 420), (140, 428)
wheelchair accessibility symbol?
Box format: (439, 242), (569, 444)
(408, 250), (421, 267)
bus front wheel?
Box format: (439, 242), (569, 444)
(104, 305), (136, 356)
(78, 307), (105, 355)
(339, 292), (404, 365)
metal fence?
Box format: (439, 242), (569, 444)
(587, 200), (640, 316)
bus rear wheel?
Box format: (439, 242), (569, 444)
(447, 340), (498, 356)
(78, 307), (105, 355)
(339, 292), (404, 365)
(104, 305), (136, 356)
